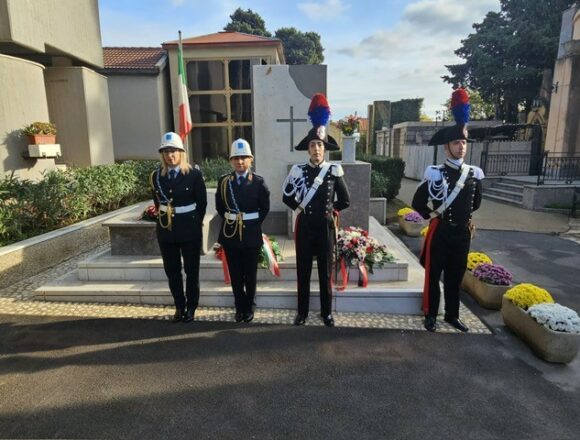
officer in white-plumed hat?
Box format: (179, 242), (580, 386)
(215, 138), (270, 322)
(282, 94), (350, 327)
(150, 132), (207, 323)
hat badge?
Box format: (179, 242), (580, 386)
(316, 125), (326, 140)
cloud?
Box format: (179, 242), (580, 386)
(329, 0), (501, 117)
(298, 0), (349, 21)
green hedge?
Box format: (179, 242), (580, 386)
(0, 161), (157, 246)
(359, 154), (405, 200)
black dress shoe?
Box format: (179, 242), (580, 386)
(294, 314), (307, 326)
(182, 308), (195, 323)
(322, 315), (335, 327)
(172, 308), (185, 323)
(243, 312), (254, 323)
(424, 316), (436, 332)
(444, 316), (469, 332)
(235, 312), (245, 323)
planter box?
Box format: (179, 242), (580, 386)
(462, 270), (511, 309)
(398, 217), (424, 237)
(27, 144), (61, 158)
(501, 296), (580, 364)
(27, 134), (56, 144)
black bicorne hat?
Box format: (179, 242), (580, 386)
(295, 93), (340, 151)
(428, 88), (474, 146)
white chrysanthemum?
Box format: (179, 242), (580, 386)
(527, 303), (580, 333)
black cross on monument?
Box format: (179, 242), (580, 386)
(276, 106), (307, 152)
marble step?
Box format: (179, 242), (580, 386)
(78, 250), (409, 283)
(35, 271), (423, 315)
(484, 187), (524, 202)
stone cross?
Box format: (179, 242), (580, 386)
(276, 106), (307, 152)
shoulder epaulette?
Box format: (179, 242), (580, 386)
(290, 164), (304, 178)
(424, 165), (443, 182)
(470, 166), (485, 180)
(331, 163), (344, 177)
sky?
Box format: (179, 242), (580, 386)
(98, 0), (501, 119)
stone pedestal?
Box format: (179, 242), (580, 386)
(339, 161), (371, 230)
(342, 135), (357, 163)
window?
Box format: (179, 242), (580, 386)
(185, 57), (257, 160)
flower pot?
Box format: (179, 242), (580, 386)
(342, 135), (357, 163)
(398, 217), (424, 237)
(27, 134), (56, 145)
(501, 296), (580, 363)
(462, 270), (511, 309)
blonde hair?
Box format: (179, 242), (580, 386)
(158, 150), (193, 176)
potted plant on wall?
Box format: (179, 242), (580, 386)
(22, 122), (60, 158)
(501, 283), (580, 363)
(23, 122), (57, 144)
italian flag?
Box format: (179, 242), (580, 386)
(177, 34), (192, 141)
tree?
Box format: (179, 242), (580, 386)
(223, 9), (324, 65)
(274, 27), (324, 65)
(443, 0), (573, 122)
(224, 8), (271, 37)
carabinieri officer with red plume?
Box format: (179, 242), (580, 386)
(283, 94), (350, 327)
(412, 89), (484, 333)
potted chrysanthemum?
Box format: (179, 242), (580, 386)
(502, 284), (580, 363)
(466, 263), (513, 309)
(397, 207), (424, 237)
(461, 252), (493, 292)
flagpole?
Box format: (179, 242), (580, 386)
(177, 30), (193, 160)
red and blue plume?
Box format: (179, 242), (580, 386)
(451, 88), (470, 125)
(308, 93), (331, 127)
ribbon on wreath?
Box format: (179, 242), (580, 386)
(261, 234), (280, 277)
(214, 246), (231, 285)
(358, 262), (369, 288)
(335, 256), (349, 292)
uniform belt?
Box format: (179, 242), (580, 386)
(159, 203), (196, 214)
(441, 220), (467, 228)
(225, 211), (259, 221)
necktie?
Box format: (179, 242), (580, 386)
(169, 169), (177, 180)
(238, 175), (245, 186)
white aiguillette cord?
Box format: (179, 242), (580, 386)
(429, 164), (470, 219)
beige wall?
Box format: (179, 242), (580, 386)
(108, 73), (172, 160)
(0, 0), (103, 67)
(45, 67), (114, 167)
(0, 54), (58, 180)
(574, 11), (580, 40)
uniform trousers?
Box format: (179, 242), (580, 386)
(425, 223), (470, 319)
(158, 240), (201, 311)
(295, 214), (334, 317)
(224, 247), (260, 314)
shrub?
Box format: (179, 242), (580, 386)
(359, 154), (405, 200)
(0, 160), (157, 246)
(201, 157), (232, 184)
(504, 283), (554, 310)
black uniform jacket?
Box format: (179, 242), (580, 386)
(282, 162), (350, 220)
(216, 172), (270, 249)
(151, 167), (207, 243)
(412, 163), (482, 225)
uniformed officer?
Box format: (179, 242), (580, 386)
(412, 88), (484, 333)
(215, 139), (270, 323)
(282, 93), (350, 327)
(150, 132), (207, 323)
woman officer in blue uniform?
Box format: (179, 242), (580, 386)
(150, 132), (207, 323)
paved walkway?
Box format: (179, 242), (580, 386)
(398, 178), (572, 234)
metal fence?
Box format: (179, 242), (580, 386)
(480, 152), (540, 176)
(537, 153), (580, 185)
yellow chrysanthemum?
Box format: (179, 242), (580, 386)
(466, 252), (492, 271)
(397, 207), (414, 217)
(504, 283), (554, 309)
(420, 226), (429, 236)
